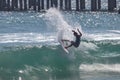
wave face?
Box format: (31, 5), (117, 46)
(0, 8), (120, 80)
(0, 40), (120, 80)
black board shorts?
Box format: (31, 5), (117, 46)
(71, 41), (80, 48)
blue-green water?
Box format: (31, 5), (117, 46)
(0, 8), (120, 80)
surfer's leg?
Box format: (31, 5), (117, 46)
(65, 44), (73, 49)
(65, 41), (74, 49)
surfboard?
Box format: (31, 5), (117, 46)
(58, 30), (69, 54)
(60, 40), (69, 54)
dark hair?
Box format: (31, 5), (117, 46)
(73, 32), (77, 35)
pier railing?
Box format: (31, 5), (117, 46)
(0, 0), (119, 12)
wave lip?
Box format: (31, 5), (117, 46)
(79, 63), (120, 73)
(0, 33), (56, 44)
(87, 33), (120, 41)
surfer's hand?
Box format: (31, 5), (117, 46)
(72, 30), (75, 32)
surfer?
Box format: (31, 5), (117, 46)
(62, 29), (82, 49)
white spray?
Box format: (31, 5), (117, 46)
(44, 8), (82, 42)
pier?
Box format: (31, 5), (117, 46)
(0, 0), (119, 12)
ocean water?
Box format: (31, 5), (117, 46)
(0, 8), (120, 80)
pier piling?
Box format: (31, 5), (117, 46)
(80, 0), (85, 10)
(33, 0), (37, 11)
(98, 0), (101, 10)
(76, 0), (80, 11)
(47, 0), (50, 9)
(38, 0), (41, 11)
(65, 0), (71, 10)
(108, 0), (116, 11)
(0, 0), (119, 13)
(24, 0), (27, 10)
(41, 0), (44, 9)
(60, 0), (63, 10)
(19, 0), (23, 10)
(7, 0), (11, 11)
(91, 0), (97, 11)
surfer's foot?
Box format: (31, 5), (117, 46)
(65, 47), (68, 49)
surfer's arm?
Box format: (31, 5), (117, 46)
(77, 29), (82, 36)
(72, 30), (76, 33)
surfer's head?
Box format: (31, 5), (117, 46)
(73, 32), (77, 36)
(72, 30), (77, 36)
